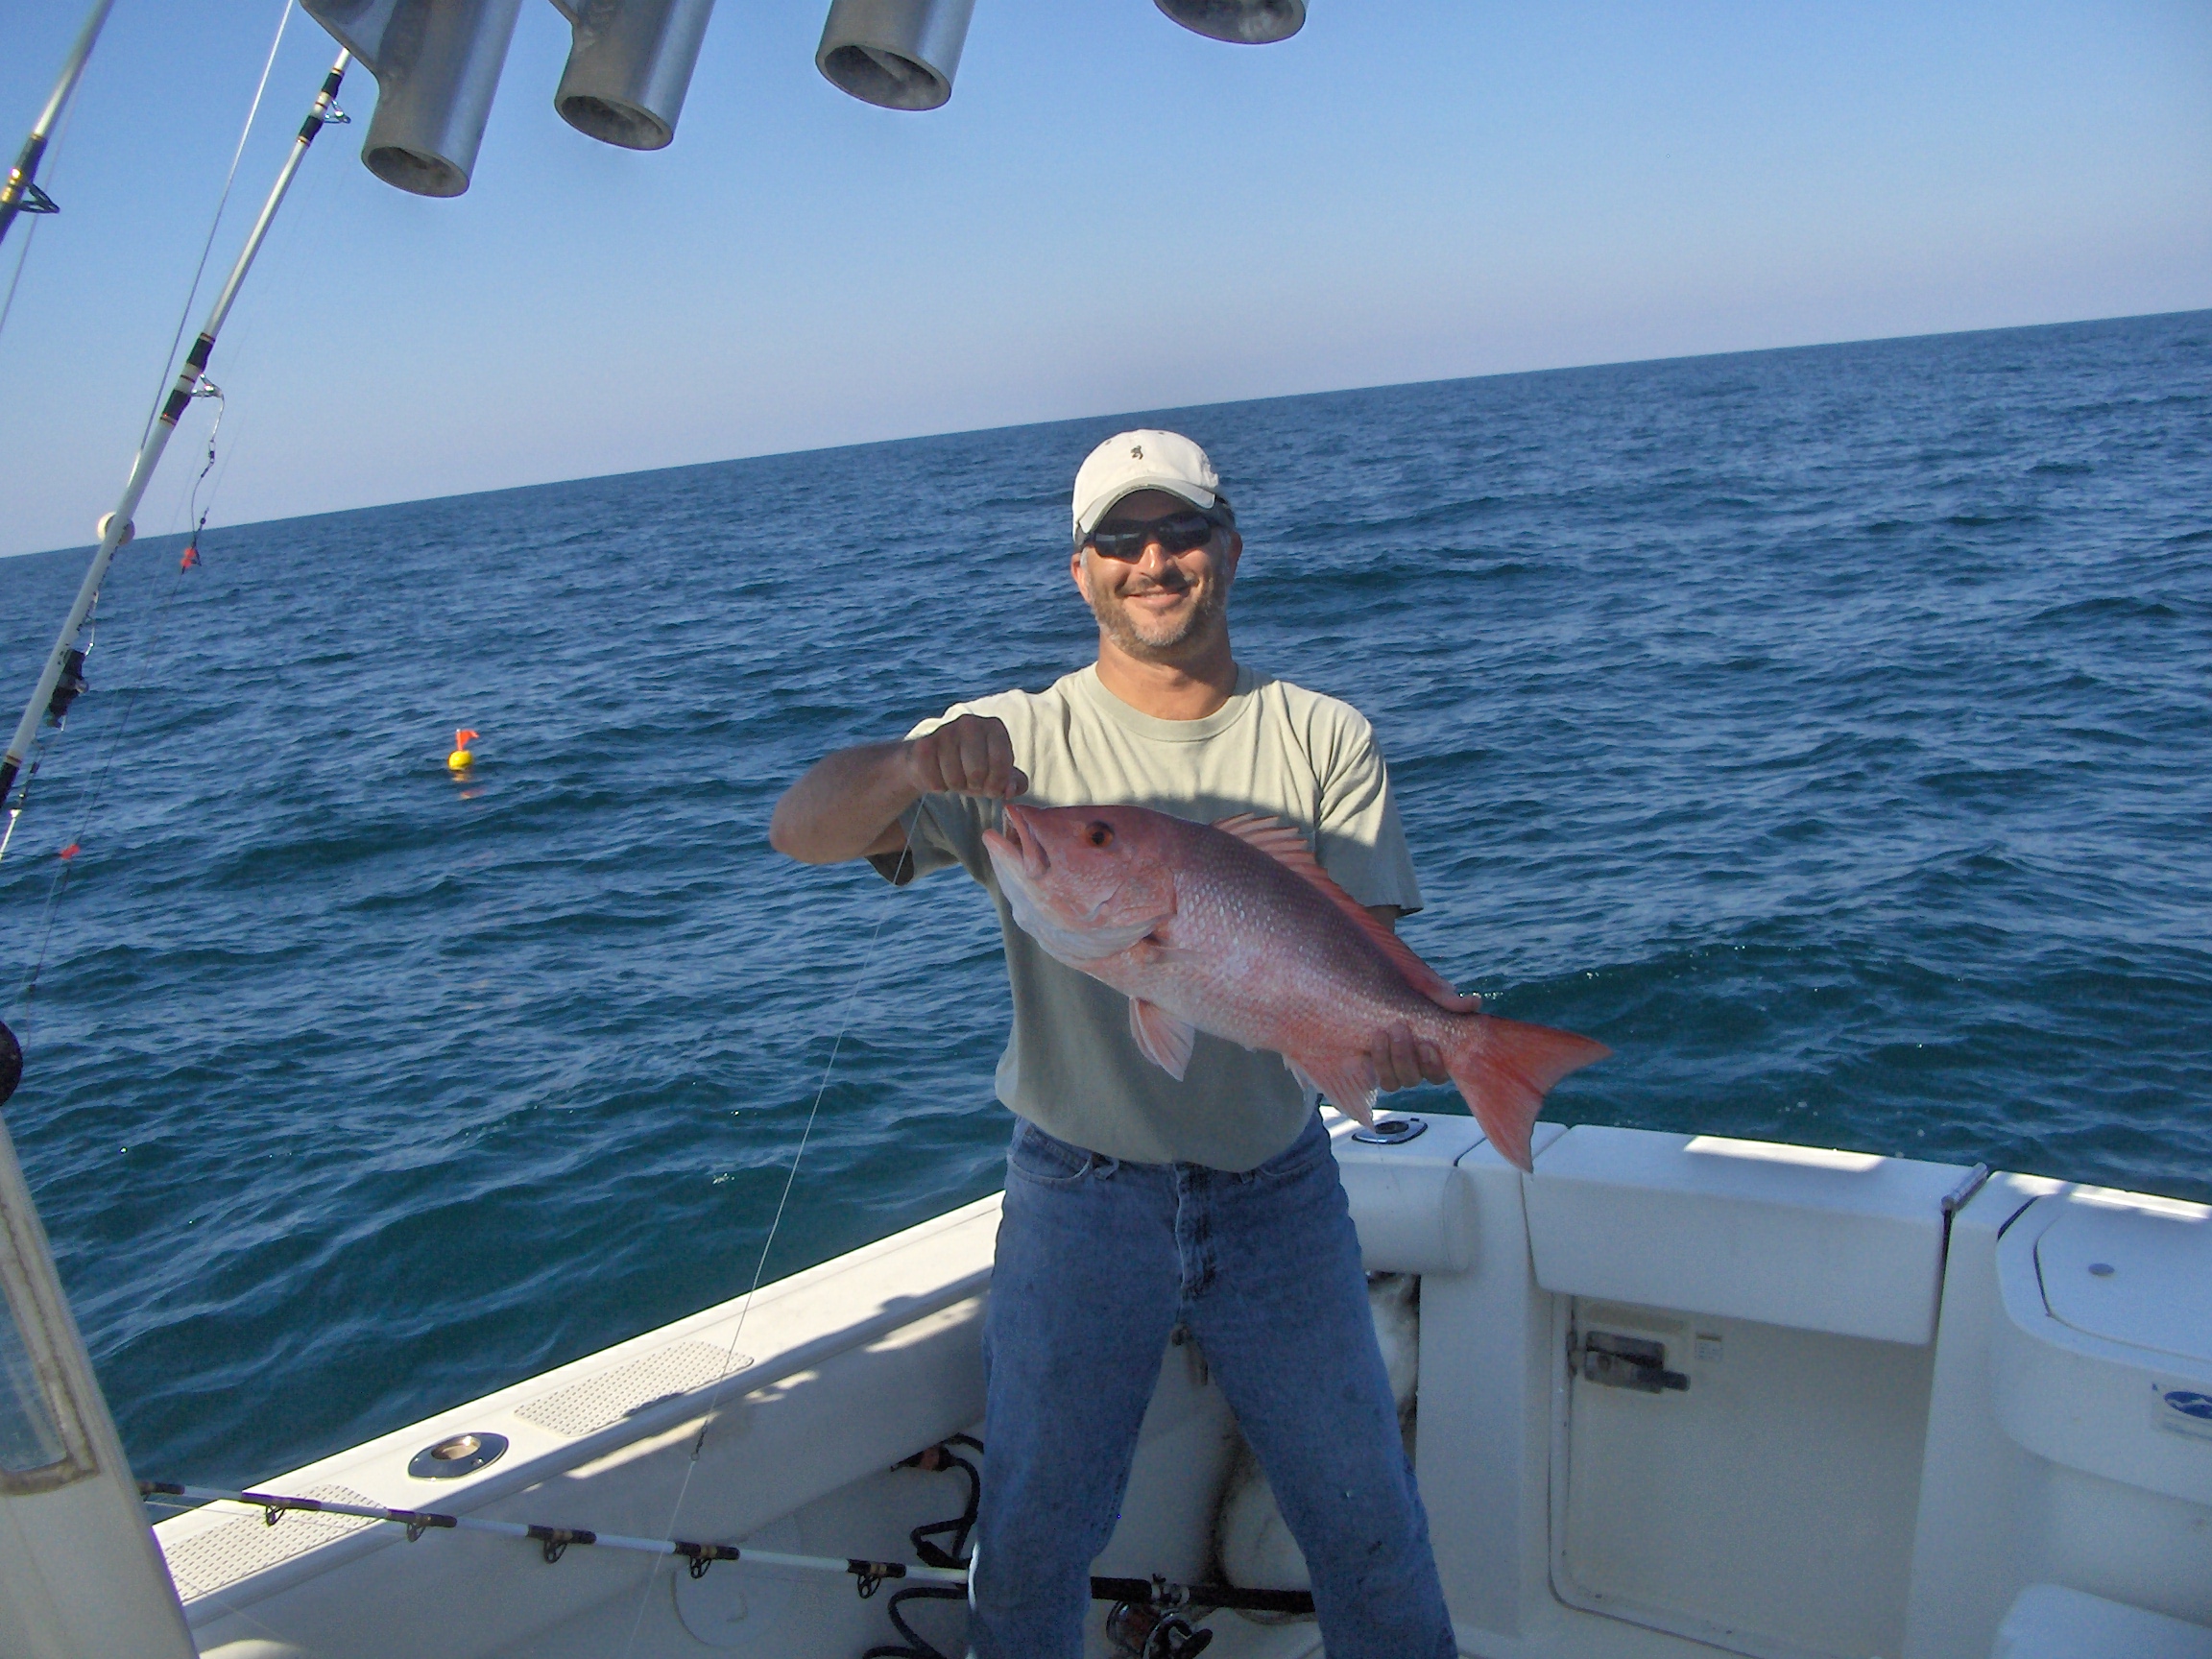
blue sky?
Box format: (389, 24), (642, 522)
(1, 0), (2206, 558)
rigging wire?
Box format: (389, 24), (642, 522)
(613, 811), (921, 1659)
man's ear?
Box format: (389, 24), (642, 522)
(1221, 529), (1243, 580)
(1070, 545), (1094, 603)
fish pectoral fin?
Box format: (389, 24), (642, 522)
(1128, 998), (1197, 1081)
(1285, 1058), (1322, 1112)
(1297, 1053), (1381, 1128)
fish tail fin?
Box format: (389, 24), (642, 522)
(1443, 1017), (1610, 1173)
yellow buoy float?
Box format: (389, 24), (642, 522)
(447, 729), (480, 773)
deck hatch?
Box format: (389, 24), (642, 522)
(2034, 1191), (2212, 1366)
(1551, 1294), (1934, 1659)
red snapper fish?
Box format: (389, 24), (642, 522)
(981, 802), (1608, 1171)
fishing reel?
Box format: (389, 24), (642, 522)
(1104, 1598), (1213, 1659)
(43, 648), (86, 727)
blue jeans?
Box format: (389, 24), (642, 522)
(970, 1111), (1456, 1659)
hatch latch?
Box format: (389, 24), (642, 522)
(1572, 1330), (1689, 1394)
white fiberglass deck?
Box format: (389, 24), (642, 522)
(152, 1114), (2212, 1659)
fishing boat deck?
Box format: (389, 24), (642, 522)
(154, 1113), (2212, 1659)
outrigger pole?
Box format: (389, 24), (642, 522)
(0, 0), (115, 251)
(0, 49), (352, 851)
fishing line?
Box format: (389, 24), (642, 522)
(133, 97), (335, 574)
(180, 381), (228, 560)
(186, 125), (336, 526)
(0, 221), (37, 350)
(613, 803), (922, 1659)
(137, 0), (293, 450)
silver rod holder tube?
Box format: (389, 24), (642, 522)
(816, 0), (974, 111)
(304, 0), (523, 196)
(1154, 0), (1305, 44)
(553, 0), (718, 151)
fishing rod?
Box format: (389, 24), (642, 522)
(136, 1478), (1314, 1614)
(144, 1431), (1314, 1657)
(0, 0), (114, 251)
(0, 48), (351, 855)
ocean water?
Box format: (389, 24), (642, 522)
(1, 311), (2207, 1489)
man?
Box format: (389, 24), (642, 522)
(769, 430), (1458, 1659)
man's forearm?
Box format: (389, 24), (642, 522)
(768, 741), (920, 864)
(772, 713), (1025, 865)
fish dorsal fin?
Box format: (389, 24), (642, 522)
(1212, 813), (1473, 1011)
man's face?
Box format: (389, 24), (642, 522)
(1070, 489), (1242, 663)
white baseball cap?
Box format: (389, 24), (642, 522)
(1071, 430), (1221, 542)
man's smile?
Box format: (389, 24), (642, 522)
(1120, 571), (1197, 598)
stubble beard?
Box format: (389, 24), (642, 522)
(1088, 572), (1230, 662)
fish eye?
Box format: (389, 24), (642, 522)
(1086, 821), (1115, 848)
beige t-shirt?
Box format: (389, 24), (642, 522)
(878, 662), (1424, 1171)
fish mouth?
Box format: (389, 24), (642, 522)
(990, 803), (1050, 882)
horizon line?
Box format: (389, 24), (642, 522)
(6, 304), (2204, 565)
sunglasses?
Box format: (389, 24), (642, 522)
(1081, 508), (1223, 561)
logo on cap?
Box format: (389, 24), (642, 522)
(1131, 445), (1143, 459)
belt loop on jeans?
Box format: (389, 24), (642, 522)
(1092, 1155), (1120, 1180)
